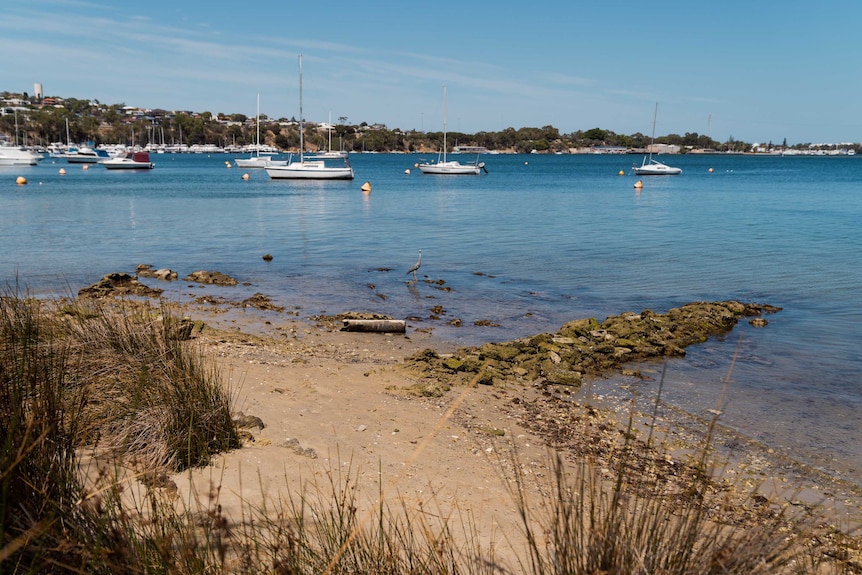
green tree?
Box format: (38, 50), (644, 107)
(582, 128), (609, 143)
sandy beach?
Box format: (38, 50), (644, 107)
(154, 300), (862, 567)
(171, 308), (551, 559)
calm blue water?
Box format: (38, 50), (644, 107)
(2, 153), (861, 486)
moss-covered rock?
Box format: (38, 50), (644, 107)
(401, 300), (781, 393)
(559, 317), (600, 338)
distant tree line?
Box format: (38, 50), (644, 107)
(1, 91), (856, 154)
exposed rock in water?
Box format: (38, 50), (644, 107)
(78, 273), (164, 298)
(403, 300), (781, 388)
(183, 270), (238, 286)
(136, 264), (178, 281)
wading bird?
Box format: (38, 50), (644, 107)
(407, 250), (422, 282)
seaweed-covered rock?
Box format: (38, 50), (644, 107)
(183, 270), (238, 286)
(559, 317), (600, 338)
(402, 300), (781, 390)
(79, 273), (163, 298)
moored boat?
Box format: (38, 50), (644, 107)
(63, 146), (111, 163)
(633, 103), (681, 176)
(0, 143), (44, 166)
(633, 157), (682, 176)
(265, 55), (355, 180)
(418, 86), (486, 175)
(265, 156), (353, 179)
(235, 94), (276, 168)
(102, 151), (155, 169)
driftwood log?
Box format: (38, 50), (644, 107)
(341, 319), (406, 333)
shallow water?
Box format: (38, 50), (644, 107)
(2, 152), (860, 485)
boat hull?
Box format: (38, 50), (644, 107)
(102, 151), (154, 170)
(0, 148), (43, 166)
(418, 161), (481, 175)
(633, 165), (682, 176)
(235, 157), (272, 168)
(65, 156), (102, 164)
(63, 148), (111, 164)
(633, 158), (682, 176)
(265, 161), (354, 180)
(103, 162), (154, 170)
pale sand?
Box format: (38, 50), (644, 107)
(173, 310), (555, 561)
(168, 305), (862, 565)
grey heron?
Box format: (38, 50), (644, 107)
(407, 250), (422, 282)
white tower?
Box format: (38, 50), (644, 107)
(34, 83), (43, 99)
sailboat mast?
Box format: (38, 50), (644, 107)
(443, 85), (447, 163)
(649, 102), (657, 161)
(298, 54), (304, 162)
(256, 93), (260, 158)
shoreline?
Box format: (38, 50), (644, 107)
(177, 298), (862, 531)
(54, 271), (862, 526)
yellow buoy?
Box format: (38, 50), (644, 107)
(414, 162), (419, 168)
(59, 168), (66, 175)
(242, 173), (250, 180)
(16, 176), (27, 185)
(404, 168), (410, 175)
(618, 170), (625, 176)
(634, 180), (643, 189)
(361, 181), (372, 193)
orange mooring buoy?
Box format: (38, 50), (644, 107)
(634, 180), (643, 189)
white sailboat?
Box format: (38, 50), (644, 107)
(418, 86), (486, 175)
(310, 112), (348, 159)
(633, 103), (681, 176)
(235, 94), (273, 168)
(266, 55), (355, 180)
(0, 110), (43, 166)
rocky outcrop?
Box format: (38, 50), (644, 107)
(136, 264), (178, 281)
(403, 301), (781, 388)
(183, 270), (238, 286)
(78, 273), (164, 298)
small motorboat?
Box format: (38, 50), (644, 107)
(102, 151), (155, 170)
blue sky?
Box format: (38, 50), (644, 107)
(3, 0), (860, 145)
